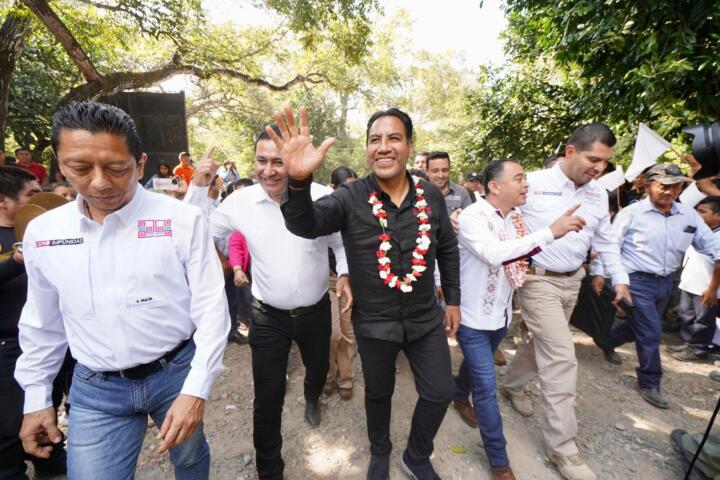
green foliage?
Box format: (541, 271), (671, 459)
(462, 63), (584, 170)
(500, 0), (719, 142)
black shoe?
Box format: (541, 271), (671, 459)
(400, 450), (441, 480)
(305, 400), (321, 427)
(228, 333), (248, 345)
(640, 387), (669, 409)
(672, 349), (708, 362)
(666, 344), (688, 353)
(367, 453), (390, 480)
(602, 349), (622, 365)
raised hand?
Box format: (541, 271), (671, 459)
(549, 204), (586, 239)
(192, 146), (220, 187)
(266, 106), (335, 180)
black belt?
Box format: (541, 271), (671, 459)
(104, 338), (190, 379)
(255, 294), (326, 318)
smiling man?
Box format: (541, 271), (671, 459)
(276, 107), (460, 480)
(500, 123), (630, 480)
(14, 101), (230, 480)
(187, 125), (350, 480)
(452, 159), (584, 480)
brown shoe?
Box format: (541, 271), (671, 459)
(452, 400), (477, 428)
(322, 382), (335, 396)
(491, 465), (516, 480)
(338, 386), (353, 400)
(493, 349), (507, 366)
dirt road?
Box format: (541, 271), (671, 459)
(135, 327), (716, 479)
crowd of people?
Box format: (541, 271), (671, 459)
(1, 100), (719, 480)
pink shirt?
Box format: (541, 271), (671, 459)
(228, 231), (250, 273)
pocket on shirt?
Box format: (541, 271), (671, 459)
(125, 294), (170, 309)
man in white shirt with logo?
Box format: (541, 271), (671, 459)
(453, 158), (584, 480)
(187, 126), (350, 480)
(15, 101), (230, 479)
(500, 123), (630, 480)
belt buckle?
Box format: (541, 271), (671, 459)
(289, 308), (301, 318)
(118, 369), (127, 378)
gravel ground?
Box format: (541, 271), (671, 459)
(127, 321), (718, 480)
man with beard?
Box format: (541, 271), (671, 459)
(500, 123), (631, 480)
(274, 107), (460, 480)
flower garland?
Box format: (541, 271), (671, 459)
(368, 180), (431, 293)
(500, 210), (529, 289)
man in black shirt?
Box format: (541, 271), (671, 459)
(0, 166), (67, 479)
(274, 107), (460, 480)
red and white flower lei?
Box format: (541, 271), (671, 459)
(368, 181), (431, 293)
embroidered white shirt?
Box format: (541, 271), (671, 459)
(459, 197), (554, 331)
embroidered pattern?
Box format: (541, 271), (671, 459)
(138, 219), (172, 238)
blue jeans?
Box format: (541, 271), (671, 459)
(454, 324), (509, 467)
(67, 340), (210, 480)
(608, 272), (675, 389)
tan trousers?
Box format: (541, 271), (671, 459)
(503, 268), (585, 457)
(327, 274), (356, 389)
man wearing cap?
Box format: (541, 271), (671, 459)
(500, 123), (630, 480)
(14, 101), (229, 479)
(464, 172), (483, 201)
(595, 163), (720, 408)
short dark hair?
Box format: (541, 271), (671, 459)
(14, 147), (30, 155)
(416, 151), (430, 158)
(567, 122), (617, 152)
(426, 151), (450, 170)
(0, 165), (37, 199)
(366, 108), (413, 144)
(544, 153), (563, 168)
(43, 180), (72, 192)
(51, 101), (144, 163)
(408, 168), (428, 180)
(330, 166), (358, 188)
(482, 158), (518, 193)
(697, 196), (720, 214)
(156, 161), (172, 176)
(255, 124), (282, 148)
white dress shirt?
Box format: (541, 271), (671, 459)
(459, 198), (555, 331)
(185, 183), (348, 310)
(15, 186), (230, 413)
(521, 163), (629, 285)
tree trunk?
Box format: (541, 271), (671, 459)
(0, 7), (32, 151)
(22, 0), (101, 82)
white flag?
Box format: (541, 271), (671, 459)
(625, 124), (672, 181)
(598, 165), (625, 191)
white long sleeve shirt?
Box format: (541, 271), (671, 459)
(680, 228), (720, 296)
(459, 198), (555, 330)
(15, 186), (230, 413)
(185, 183), (348, 310)
(521, 163), (629, 285)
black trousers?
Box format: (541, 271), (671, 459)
(679, 290), (719, 354)
(356, 322), (454, 466)
(0, 338), (70, 480)
(249, 293), (331, 480)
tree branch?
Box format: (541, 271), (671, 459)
(22, 0), (101, 82)
(59, 62), (326, 105)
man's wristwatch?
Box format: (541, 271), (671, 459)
(338, 273), (349, 278)
(288, 175), (313, 190)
